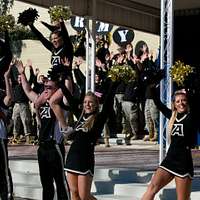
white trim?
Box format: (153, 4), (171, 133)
(176, 114), (188, 122)
(159, 166), (193, 179)
(54, 48), (64, 55)
(64, 168), (94, 177)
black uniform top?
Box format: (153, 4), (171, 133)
(29, 21), (73, 69)
(153, 93), (198, 149)
(38, 102), (56, 143)
(61, 79), (117, 175)
(61, 79), (117, 139)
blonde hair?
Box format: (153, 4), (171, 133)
(79, 91), (99, 131)
(167, 90), (188, 143)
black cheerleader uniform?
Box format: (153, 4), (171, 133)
(37, 102), (70, 200)
(153, 91), (198, 179)
(29, 21), (74, 91)
(61, 80), (117, 176)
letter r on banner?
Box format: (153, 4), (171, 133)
(74, 17), (85, 28)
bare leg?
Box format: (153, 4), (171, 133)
(49, 78), (73, 129)
(78, 174), (97, 200)
(67, 172), (80, 200)
(141, 167), (174, 200)
(49, 89), (68, 129)
(34, 91), (47, 109)
(175, 176), (192, 200)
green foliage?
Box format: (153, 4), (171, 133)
(0, 0), (14, 15)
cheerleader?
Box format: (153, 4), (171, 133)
(141, 88), (198, 200)
(29, 18), (74, 131)
(60, 78), (118, 200)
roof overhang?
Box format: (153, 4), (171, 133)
(17, 0), (200, 34)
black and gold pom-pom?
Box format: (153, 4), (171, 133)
(108, 64), (137, 84)
(48, 5), (72, 23)
(169, 60), (194, 86)
(17, 8), (39, 26)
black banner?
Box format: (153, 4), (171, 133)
(113, 27), (135, 46)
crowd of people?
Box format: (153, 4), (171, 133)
(1, 26), (162, 147)
(0, 16), (199, 200)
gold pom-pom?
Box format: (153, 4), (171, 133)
(108, 64), (137, 84)
(169, 60), (194, 86)
(48, 5), (72, 23)
(0, 15), (15, 32)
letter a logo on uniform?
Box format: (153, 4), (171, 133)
(40, 106), (51, 119)
(171, 124), (184, 136)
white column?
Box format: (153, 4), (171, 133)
(159, 0), (165, 164)
(159, 0), (174, 163)
(90, 0), (96, 92)
(85, 17), (90, 93)
(90, 18), (96, 92)
(166, 0), (174, 151)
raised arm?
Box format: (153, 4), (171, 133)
(15, 60), (38, 103)
(3, 65), (13, 106)
(60, 19), (73, 52)
(151, 86), (172, 119)
(60, 20), (69, 42)
(41, 21), (58, 32)
(26, 59), (35, 85)
(29, 23), (53, 51)
(73, 60), (86, 102)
